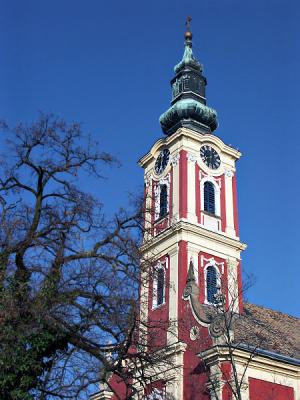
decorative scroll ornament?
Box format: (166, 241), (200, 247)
(170, 153), (180, 166)
(187, 152), (198, 163)
(145, 174), (153, 187)
(224, 169), (234, 178)
(209, 315), (226, 338)
(182, 259), (235, 339)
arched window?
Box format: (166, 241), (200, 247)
(159, 184), (168, 218)
(206, 265), (218, 304)
(153, 267), (165, 309)
(204, 181), (215, 214)
(156, 269), (165, 306)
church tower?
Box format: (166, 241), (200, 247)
(138, 19), (247, 399)
(92, 19), (300, 400)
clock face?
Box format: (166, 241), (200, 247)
(200, 145), (221, 170)
(154, 149), (170, 175)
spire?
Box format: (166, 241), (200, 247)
(159, 18), (218, 136)
(174, 17), (202, 74)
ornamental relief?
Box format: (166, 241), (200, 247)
(186, 151), (198, 163)
(200, 256), (224, 274)
(199, 170), (221, 189)
(170, 153), (180, 166)
(144, 174), (153, 188)
(224, 168), (234, 178)
(182, 259), (235, 339)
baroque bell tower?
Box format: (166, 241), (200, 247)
(138, 18), (247, 399)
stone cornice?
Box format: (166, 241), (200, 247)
(138, 128), (241, 168)
(199, 345), (300, 379)
(140, 220), (247, 254)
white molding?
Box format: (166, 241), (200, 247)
(201, 256), (224, 305)
(200, 175), (221, 218)
(154, 174), (171, 220)
(167, 249), (179, 344)
(152, 259), (167, 310)
(145, 174), (153, 188)
(201, 256), (224, 274)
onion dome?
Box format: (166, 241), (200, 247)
(159, 18), (218, 136)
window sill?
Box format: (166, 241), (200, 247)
(154, 214), (169, 224)
(201, 210), (221, 219)
(152, 302), (166, 311)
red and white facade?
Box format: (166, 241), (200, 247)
(91, 26), (300, 400)
(91, 127), (300, 400)
(138, 127), (245, 399)
(136, 127), (300, 400)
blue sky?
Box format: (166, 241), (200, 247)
(0, 0), (299, 317)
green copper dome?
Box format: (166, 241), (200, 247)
(160, 98), (217, 135)
(159, 21), (218, 136)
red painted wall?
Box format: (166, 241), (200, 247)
(108, 373), (131, 400)
(237, 260), (243, 313)
(177, 241), (213, 399)
(249, 377), (295, 400)
(147, 256), (170, 350)
(178, 240), (188, 328)
(232, 174), (239, 236)
(220, 174), (227, 232)
(221, 362), (233, 400)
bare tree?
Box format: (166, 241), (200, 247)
(0, 113), (157, 399)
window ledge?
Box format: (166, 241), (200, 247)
(201, 210), (221, 220)
(154, 214), (169, 224)
(152, 302), (166, 311)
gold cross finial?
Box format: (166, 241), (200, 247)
(184, 16), (193, 44)
(186, 16), (192, 31)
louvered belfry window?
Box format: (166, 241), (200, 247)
(204, 181), (215, 214)
(159, 184), (168, 218)
(206, 265), (218, 304)
(157, 269), (165, 306)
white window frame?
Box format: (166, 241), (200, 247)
(154, 174), (170, 221)
(152, 259), (167, 309)
(203, 258), (223, 305)
(200, 176), (221, 217)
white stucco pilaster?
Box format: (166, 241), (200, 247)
(167, 246), (179, 344)
(227, 258), (239, 313)
(171, 153), (180, 223)
(224, 169), (236, 238)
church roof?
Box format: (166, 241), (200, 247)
(234, 303), (300, 361)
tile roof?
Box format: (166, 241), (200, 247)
(234, 303), (300, 360)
